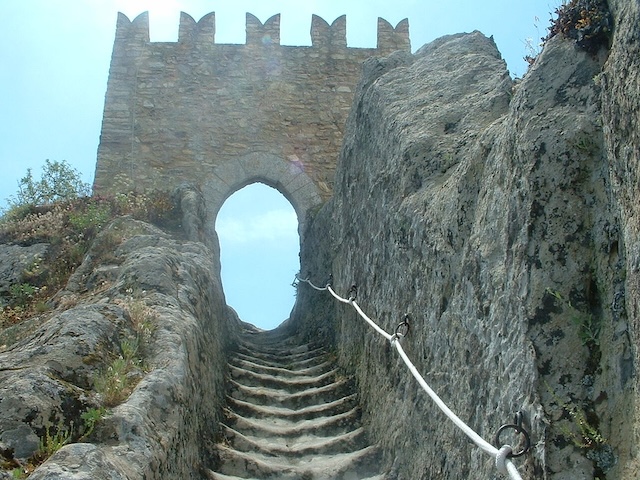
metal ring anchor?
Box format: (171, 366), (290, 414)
(348, 284), (358, 301)
(395, 315), (411, 338)
(325, 273), (333, 287)
(494, 412), (531, 458)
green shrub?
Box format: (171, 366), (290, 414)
(11, 468), (26, 479)
(93, 356), (131, 407)
(35, 424), (72, 461)
(8, 283), (37, 307)
(4, 160), (90, 217)
(94, 333), (147, 407)
(68, 202), (111, 232)
(80, 407), (107, 438)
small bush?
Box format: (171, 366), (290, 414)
(125, 298), (157, 341)
(80, 407), (107, 438)
(94, 329), (149, 407)
(120, 337), (139, 362)
(4, 160), (90, 218)
(93, 356), (132, 407)
(33, 424), (72, 463)
(546, 0), (612, 54)
(1, 306), (26, 329)
(11, 468), (26, 479)
(8, 283), (37, 307)
(68, 202), (112, 232)
(1, 285), (49, 329)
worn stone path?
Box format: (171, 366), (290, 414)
(206, 328), (384, 480)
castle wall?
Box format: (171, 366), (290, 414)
(94, 12), (410, 226)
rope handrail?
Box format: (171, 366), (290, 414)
(296, 275), (527, 480)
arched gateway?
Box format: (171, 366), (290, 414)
(202, 152), (321, 237)
(93, 11), (410, 229)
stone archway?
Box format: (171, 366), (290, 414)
(202, 152), (323, 241)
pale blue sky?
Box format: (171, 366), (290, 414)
(0, 0), (557, 329)
(216, 184), (298, 329)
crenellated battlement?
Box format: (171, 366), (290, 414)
(114, 11), (410, 51)
(115, 11), (149, 44)
(377, 18), (410, 51)
(245, 13), (281, 46)
(178, 12), (216, 44)
(311, 15), (347, 48)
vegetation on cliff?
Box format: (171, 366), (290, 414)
(546, 0), (613, 54)
(0, 163), (180, 477)
(1, 159), (177, 331)
(525, 0), (612, 66)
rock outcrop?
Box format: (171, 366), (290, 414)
(1, 214), (236, 479)
(0, 243), (48, 308)
(599, 1), (640, 476)
(293, 9), (637, 480)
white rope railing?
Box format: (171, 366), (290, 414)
(297, 275), (528, 480)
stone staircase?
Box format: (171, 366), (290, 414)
(206, 327), (384, 480)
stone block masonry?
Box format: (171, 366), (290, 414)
(94, 11), (410, 232)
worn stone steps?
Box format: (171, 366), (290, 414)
(223, 405), (362, 438)
(213, 444), (381, 479)
(225, 393), (360, 421)
(208, 473), (384, 480)
(207, 329), (383, 479)
(231, 352), (335, 377)
(233, 346), (330, 370)
(228, 363), (340, 391)
(219, 424), (368, 456)
(227, 376), (353, 410)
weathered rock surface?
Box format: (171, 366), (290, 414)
(1, 215), (236, 478)
(293, 19), (635, 480)
(599, 1), (640, 476)
(0, 243), (48, 307)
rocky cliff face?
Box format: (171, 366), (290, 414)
(599, 1), (640, 477)
(1, 211), (237, 479)
(293, 4), (638, 479)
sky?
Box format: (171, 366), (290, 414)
(0, 0), (558, 330)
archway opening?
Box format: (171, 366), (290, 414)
(215, 182), (300, 330)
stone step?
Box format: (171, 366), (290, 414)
(237, 337), (322, 355)
(207, 472), (385, 480)
(224, 392), (359, 421)
(230, 352), (329, 374)
(219, 423), (368, 457)
(236, 328), (300, 345)
(228, 363), (339, 392)
(213, 444), (382, 479)
(209, 330), (384, 479)
(222, 405), (362, 439)
(227, 377), (353, 409)
(233, 345), (330, 370)
(228, 355), (335, 379)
